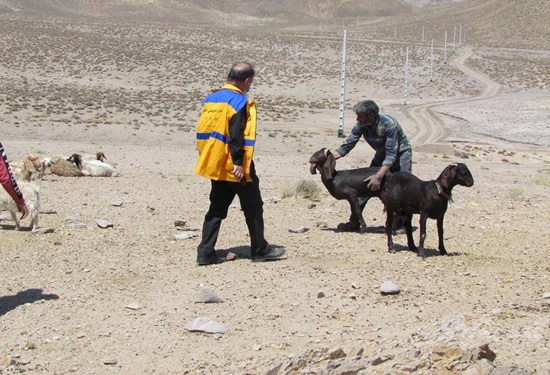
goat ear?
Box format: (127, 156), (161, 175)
(323, 152), (336, 180)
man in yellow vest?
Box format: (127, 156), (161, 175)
(195, 62), (287, 265)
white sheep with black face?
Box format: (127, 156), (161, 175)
(81, 152), (119, 177)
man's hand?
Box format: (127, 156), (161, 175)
(364, 175), (381, 191)
(232, 165), (244, 180)
(17, 202), (29, 220)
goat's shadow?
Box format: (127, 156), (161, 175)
(0, 288), (59, 317)
(321, 225), (418, 235)
(215, 245), (287, 262)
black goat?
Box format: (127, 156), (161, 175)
(309, 148), (382, 233)
(380, 163), (474, 257)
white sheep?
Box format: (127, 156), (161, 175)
(81, 152), (119, 177)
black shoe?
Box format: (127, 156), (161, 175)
(337, 221), (360, 232)
(197, 252), (225, 266)
(252, 246), (287, 262)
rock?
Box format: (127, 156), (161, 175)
(185, 317), (228, 334)
(194, 287), (224, 303)
(380, 281), (401, 295)
(289, 226), (309, 233)
(317, 291), (325, 298)
(96, 219), (113, 228)
(173, 231), (198, 240)
(110, 200), (123, 206)
(126, 303), (141, 310)
(174, 219), (186, 227)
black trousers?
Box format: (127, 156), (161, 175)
(197, 164), (269, 258)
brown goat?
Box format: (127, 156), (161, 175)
(380, 163), (474, 257)
(309, 148), (383, 233)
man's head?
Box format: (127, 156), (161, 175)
(227, 62), (255, 94)
(353, 100), (379, 128)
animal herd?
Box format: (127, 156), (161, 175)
(309, 148), (474, 258)
(0, 151), (118, 232)
(2, 147), (474, 259)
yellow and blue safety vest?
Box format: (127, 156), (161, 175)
(195, 84), (257, 182)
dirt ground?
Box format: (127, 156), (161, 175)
(1, 14), (549, 375)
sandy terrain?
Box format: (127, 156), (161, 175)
(1, 12), (550, 375)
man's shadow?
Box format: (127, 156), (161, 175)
(216, 245), (287, 261)
(0, 288), (59, 317)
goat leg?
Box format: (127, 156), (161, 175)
(348, 198), (368, 233)
(385, 211), (396, 253)
(437, 217), (447, 255)
(404, 213), (417, 253)
(418, 214), (428, 258)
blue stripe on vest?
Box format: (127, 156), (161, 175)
(197, 131), (229, 144)
(197, 132), (255, 147)
(203, 89), (247, 113)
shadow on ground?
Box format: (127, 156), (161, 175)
(0, 288), (59, 317)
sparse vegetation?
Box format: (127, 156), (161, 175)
(281, 179), (321, 201)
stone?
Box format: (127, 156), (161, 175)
(174, 231), (198, 240)
(194, 287), (224, 303)
(380, 281), (401, 295)
(185, 317), (227, 334)
(96, 219), (113, 228)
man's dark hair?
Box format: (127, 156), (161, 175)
(353, 100), (379, 115)
(228, 62), (255, 82)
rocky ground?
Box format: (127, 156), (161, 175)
(1, 14), (549, 375)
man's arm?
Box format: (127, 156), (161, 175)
(333, 122), (363, 158)
(0, 142), (29, 219)
(228, 106), (247, 180)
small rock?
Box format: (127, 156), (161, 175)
(174, 219), (187, 227)
(194, 287), (224, 303)
(126, 303), (141, 310)
(317, 291), (325, 298)
(111, 200), (123, 207)
(96, 219), (113, 229)
(316, 221), (329, 228)
(289, 226), (309, 233)
(174, 231), (198, 240)
(185, 317), (228, 334)
(380, 281), (401, 295)
(103, 359), (118, 365)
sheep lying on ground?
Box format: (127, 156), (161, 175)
(309, 148), (383, 233)
(81, 152), (119, 177)
(380, 163), (474, 257)
(0, 162), (43, 232)
(48, 154), (84, 177)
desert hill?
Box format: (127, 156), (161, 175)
(0, 0), (548, 49)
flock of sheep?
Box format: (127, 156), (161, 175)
(0, 151), (118, 232)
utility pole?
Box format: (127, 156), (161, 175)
(404, 46), (410, 105)
(337, 29), (347, 138)
(430, 38), (434, 83)
(444, 30), (447, 64)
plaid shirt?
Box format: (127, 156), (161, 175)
(335, 114), (412, 169)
